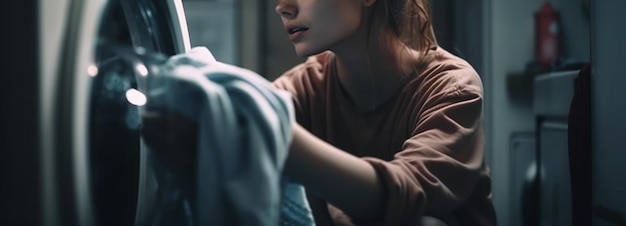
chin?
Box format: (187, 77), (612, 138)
(294, 43), (326, 58)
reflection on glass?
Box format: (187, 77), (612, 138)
(87, 64), (99, 77)
(135, 64), (150, 77)
(88, 1), (140, 226)
(126, 88), (147, 106)
(88, 0), (179, 225)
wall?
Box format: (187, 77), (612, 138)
(183, 0), (238, 65)
(485, 0), (589, 225)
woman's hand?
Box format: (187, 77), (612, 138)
(141, 111), (198, 174)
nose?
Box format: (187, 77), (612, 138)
(275, 0), (297, 19)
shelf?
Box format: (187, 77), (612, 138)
(506, 71), (534, 106)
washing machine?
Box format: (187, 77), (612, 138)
(1, 0), (190, 225)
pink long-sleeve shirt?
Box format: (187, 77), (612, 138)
(272, 47), (497, 226)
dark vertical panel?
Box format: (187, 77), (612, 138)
(453, 0), (485, 75)
(591, 0), (626, 225)
(431, 0), (455, 53)
(258, 0), (269, 78)
(0, 0), (41, 225)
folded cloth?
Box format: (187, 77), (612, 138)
(139, 46), (315, 226)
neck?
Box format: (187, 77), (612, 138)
(331, 38), (416, 111)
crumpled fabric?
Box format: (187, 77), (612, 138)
(136, 46), (315, 226)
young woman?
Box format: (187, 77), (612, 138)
(270, 0), (496, 225)
(143, 0), (496, 225)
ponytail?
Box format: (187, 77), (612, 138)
(366, 0), (437, 72)
(403, 0), (437, 53)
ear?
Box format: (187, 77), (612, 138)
(363, 0), (376, 7)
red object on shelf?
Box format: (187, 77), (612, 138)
(534, 1), (561, 69)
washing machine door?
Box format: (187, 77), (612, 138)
(45, 0), (190, 225)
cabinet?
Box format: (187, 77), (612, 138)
(533, 70), (578, 226)
(508, 132), (537, 226)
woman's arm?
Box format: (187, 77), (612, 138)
(285, 123), (386, 221)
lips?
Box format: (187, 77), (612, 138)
(288, 26), (309, 34)
(285, 24), (309, 41)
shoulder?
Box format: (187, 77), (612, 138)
(409, 47), (483, 99)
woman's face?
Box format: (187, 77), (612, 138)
(275, 0), (367, 57)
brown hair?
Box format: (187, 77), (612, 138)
(366, 0), (437, 67)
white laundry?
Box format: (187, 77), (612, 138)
(139, 47), (315, 226)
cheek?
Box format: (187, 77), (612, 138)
(319, 13), (359, 36)
(317, 3), (362, 33)
(336, 8), (363, 36)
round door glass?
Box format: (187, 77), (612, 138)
(88, 0), (178, 225)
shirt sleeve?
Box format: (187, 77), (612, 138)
(271, 66), (310, 128)
(271, 53), (329, 130)
(360, 86), (485, 225)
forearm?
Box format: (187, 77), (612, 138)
(285, 123), (386, 220)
